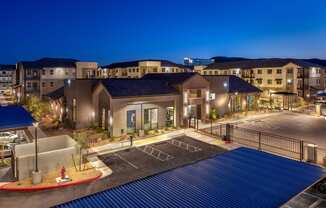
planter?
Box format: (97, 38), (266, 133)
(32, 170), (42, 185)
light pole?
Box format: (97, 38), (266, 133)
(32, 122), (42, 184)
(34, 122), (38, 172)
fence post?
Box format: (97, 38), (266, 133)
(220, 125), (222, 137)
(300, 140), (304, 161)
(210, 119), (213, 135)
(225, 124), (232, 143)
(258, 132), (262, 151)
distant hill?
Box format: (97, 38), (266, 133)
(211, 56), (251, 63)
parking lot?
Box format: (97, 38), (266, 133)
(99, 136), (226, 188)
(235, 112), (326, 147)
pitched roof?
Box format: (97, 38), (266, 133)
(45, 87), (64, 100)
(205, 58), (324, 70)
(204, 75), (262, 93)
(102, 59), (183, 69)
(0, 105), (35, 131)
(100, 79), (178, 98)
(0, 64), (16, 71)
(20, 57), (78, 69)
(142, 72), (198, 85)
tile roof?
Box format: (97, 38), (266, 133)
(204, 75), (262, 93)
(45, 87), (64, 100)
(0, 64), (16, 71)
(56, 147), (325, 208)
(20, 57), (78, 69)
(205, 58), (324, 70)
(142, 72), (198, 85)
(102, 59), (184, 69)
(100, 79), (178, 98)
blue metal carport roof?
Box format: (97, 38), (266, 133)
(0, 105), (35, 131)
(56, 147), (325, 208)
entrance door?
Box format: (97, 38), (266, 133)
(144, 108), (158, 130)
(127, 110), (136, 133)
(166, 107), (174, 127)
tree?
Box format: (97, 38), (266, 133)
(73, 132), (88, 171)
(24, 96), (51, 120)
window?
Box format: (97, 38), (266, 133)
(50, 69), (54, 75)
(257, 69), (262, 74)
(203, 71), (207, 75)
(223, 71), (227, 75)
(171, 68), (175, 73)
(2, 71), (6, 75)
(317, 79), (321, 84)
(162, 68), (166, 72)
(42, 82), (46, 88)
(256, 79), (262, 84)
(65, 70), (69, 75)
(42, 69), (46, 75)
(153, 68), (158, 73)
(214, 71), (218, 75)
(50, 82), (54, 87)
(267, 69), (273, 74)
(72, 98), (77, 122)
(267, 79), (272, 85)
(287, 68), (293, 74)
(27, 82), (31, 88)
(277, 69), (282, 74)
(209, 71), (212, 75)
(276, 79), (282, 85)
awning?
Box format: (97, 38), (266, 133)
(0, 105), (35, 131)
(316, 92), (326, 97)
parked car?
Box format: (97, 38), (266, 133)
(0, 132), (18, 143)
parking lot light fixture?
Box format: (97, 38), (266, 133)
(33, 122), (39, 172)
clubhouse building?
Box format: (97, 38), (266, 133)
(60, 73), (261, 137)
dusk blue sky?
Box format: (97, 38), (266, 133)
(1, 0), (326, 65)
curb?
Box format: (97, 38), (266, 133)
(0, 172), (102, 191)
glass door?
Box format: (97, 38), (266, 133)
(144, 108), (158, 130)
(127, 110), (136, 133)
(166, 107), (174, 127)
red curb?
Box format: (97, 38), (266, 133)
(0, 172), (102, 191)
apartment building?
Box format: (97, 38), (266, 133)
(17, 58), (98, 98)
(0, 64), (16, 94)
(100, 60), (189, 78)
(201, 59), (325, 100)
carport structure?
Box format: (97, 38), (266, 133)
(0, 105), (35, 179)
(57, 147), (325, 208)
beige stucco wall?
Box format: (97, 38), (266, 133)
(14, 135), (77, 180)
(110, 95), (179, 137)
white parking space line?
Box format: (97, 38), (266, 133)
(114, 153), (139, 169)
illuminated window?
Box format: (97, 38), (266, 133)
(72, 98), (77, 122)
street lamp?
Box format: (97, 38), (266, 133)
(32, 121), (42, 184)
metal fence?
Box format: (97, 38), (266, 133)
(198, 124), (226, 138)
(230, 126), (303, 161)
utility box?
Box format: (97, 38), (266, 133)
(307, 144), (317, 163)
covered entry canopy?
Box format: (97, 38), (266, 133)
(0, 105), (35, 132)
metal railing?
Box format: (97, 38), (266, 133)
(231, 126), (303, 160)
(198, 124), (305, 162)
